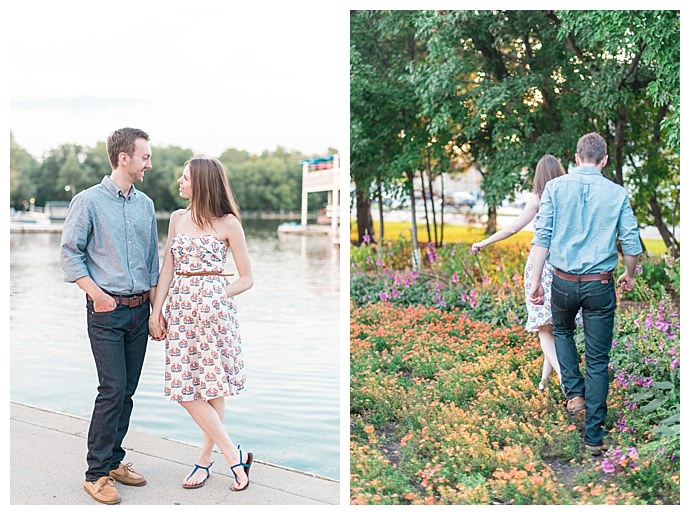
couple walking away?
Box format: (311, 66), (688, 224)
(472, 132), (642, 456)
(59, 127), (254, 505)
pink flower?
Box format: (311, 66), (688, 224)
(451, 273), (459, 283)
(601, 459), (617, 474)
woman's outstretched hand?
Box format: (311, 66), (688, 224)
(470, 242), (486, 254)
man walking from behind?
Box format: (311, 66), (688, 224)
(528, 132), (642, 456)
(60, 127), (159, 504)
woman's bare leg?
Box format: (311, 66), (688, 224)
(180, 398), (248, 489)
(538, 324), (561, 387)
(181, 398), (226, 486)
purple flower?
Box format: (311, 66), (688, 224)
(670, 358), (679, 369)
(635, 264), (643, 274)
(601, 459), (617, 474)
(469, 246), (478, 255)
(615, 418), (628, 432)
(451, 273), (459, 283)
(362, 233), (371, 244)
(427, 242), (438, 263)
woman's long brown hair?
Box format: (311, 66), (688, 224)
(188, 156), (241, 230)
(532, 154), (566, 197)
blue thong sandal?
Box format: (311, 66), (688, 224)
(229, 445), (253, 491)
(182, 461), (214, 489)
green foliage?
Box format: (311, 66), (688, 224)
(9, 136), (331, 213)
(350, 10), (680, 255)
(10, 132), (39, 209)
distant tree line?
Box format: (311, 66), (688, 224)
(10, 133), (335, 214)
(351, 10), (680, 258)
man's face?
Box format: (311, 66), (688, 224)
(124, 138), (152, 183)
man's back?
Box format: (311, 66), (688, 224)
(534, 165), (641, 274)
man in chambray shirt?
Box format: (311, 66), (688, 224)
(60, 127), (159, 505)
(528, 132), (642, 456)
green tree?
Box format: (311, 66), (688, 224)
(10, 133), (39, 210)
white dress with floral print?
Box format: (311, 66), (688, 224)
(164, 234), (246, 401)
(523, 248), (582, 332)
(523, 248), (555, 332)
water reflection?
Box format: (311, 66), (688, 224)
(10, 220), (340, 479)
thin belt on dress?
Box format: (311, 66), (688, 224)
(175, 271), (235, 276)
(554, 268), (613, 284)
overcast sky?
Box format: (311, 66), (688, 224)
(8, 1), (348, 160)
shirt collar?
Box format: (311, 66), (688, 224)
(571, 165), (603, 176)
(101, 175), (137, 199)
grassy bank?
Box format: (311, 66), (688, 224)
(350, 220), (669, 255)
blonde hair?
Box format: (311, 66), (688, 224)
(532, 154), (565, 197)
(187, 157), (241, 229)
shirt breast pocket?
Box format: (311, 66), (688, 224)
(133, 219), (152, 250)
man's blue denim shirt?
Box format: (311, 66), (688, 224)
(532, 165), (643, 274)
(60, 175), (159, 294)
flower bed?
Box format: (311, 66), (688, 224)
(350, 241), (680, 505)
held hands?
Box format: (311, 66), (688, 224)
(529, 281), (545, 305)
(149, 313), (167, 341)
(617, 272), (635, 292)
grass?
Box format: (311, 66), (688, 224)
(351, 220), (669, 255)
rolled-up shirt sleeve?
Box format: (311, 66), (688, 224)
(532, 183), (554, 249)
(617, 194), (643, 256)
(147, 199), (160, 287)
(59, 194), (92, 283)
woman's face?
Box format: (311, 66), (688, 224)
(178, 165), (193, 199)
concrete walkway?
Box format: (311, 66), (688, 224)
(10, 401), (340, 505)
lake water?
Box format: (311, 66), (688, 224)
(10, 219), (340, 480)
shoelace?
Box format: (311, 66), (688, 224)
(95, 477), (116, 492)
(121, 462), (136, 475)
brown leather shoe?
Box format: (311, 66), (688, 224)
(109, 462), (147, 486)
(585, 443), (607, 456)
(83, 477), (121, 504)
(566, 396), (585, 415)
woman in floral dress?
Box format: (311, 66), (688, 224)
(150, 157), (253, 491)
(472, 154), (566, 391)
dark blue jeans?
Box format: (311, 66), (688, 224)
(85, 299), (149, 481)
(550, 275), (616, 446)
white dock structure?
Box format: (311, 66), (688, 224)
(279, 154), (340, 240)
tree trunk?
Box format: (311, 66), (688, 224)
(406, 170), (421, 270)
(440, 169), (445, 247)
(613, 105), (627, 186)
(355, 185), (375, 245)
(649, 194), (680, 258)
(376, 180), (385, 244)
(486, 204), (498, 235)
(419, 169), (432, 243)
(425, 151), (438, 246)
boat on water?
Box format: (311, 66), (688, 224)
(10, 210), (64, 233)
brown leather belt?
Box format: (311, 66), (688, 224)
(175, 271), (234, 276)
(554, 269), (613, 283)
(87, 291), (150, 307)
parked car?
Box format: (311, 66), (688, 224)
(449, 191), (476, 208)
